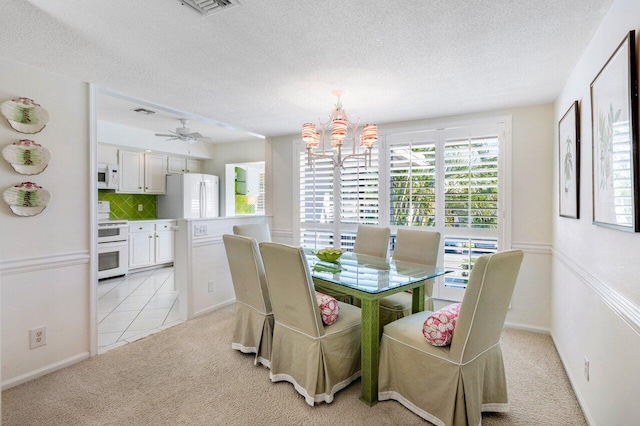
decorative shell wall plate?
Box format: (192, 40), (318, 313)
(3, 182), (51, 216)
(0, 97), (51, 134)
(2, 139), (52, 175)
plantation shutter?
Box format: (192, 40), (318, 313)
(340, 147), (380, 225)
(440, 126), (501, 297)
(299, 154), (335, 248)
(388, 131), (437, 227)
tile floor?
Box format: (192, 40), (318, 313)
(98, 266), (182, 354)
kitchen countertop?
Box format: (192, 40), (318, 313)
(116, 218), (177, 223)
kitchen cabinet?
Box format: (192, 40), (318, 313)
(129, 222), (154, 269)
(167, 157), (202, 174)
(154, 222), (175, 264)
(129, 221), (176, 270)
(119, 150), (144, 193)
(145, 153), (166, 193)
(118, 150), (166, 194)
(235, 166), (260, 196)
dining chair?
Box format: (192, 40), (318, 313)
(222, 234), (273, 368)
(233, 223), (272, 243)
(378, 250), (524, 425)
(378, 229), (441, 331)
(259, 241), (362, 406)
(315, 225), (391, 304)
(353, 224), (391, 258)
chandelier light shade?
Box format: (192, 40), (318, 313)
(302, 90), (376, 169)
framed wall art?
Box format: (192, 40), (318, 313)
(590, 30), (639, 232)
(559, 101), (580, 218)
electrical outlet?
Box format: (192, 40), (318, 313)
(584, 357), (590, 382)
(138, 204), (143, 211)
(194, 224), (208, 237)
(208, 280), (215, 293)
(30, 326), (47, 349)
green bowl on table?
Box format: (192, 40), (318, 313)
(311, 248), (345, 263)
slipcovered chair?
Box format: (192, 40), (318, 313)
(259, 242), (362, 406)
(378, 229), (441, 331)
(222, 234), (273, 368)
(317, 225), (391, 304)
(233, 223), (272, 243)
(378, 250), (524, 426)
(353, 224), (390, 258)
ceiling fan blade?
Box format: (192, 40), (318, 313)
(187, 132), (203, 138)
(155, 133), (176, 137)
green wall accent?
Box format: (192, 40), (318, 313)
(98, 191), (157, 220)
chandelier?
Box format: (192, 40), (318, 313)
(302, 90), (377, 169)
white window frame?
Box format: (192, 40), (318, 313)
(294, 115), (512, 301)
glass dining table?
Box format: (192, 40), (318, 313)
(305, 249), (449, 406)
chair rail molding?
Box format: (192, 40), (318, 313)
(192, 235), (223, 248)
(554, 247), (640, 336)
(511, 241), (552, 255)
(0, 250), (90, 276)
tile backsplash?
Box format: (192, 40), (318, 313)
(98, 191), (156, 220)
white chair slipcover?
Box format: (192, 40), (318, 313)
(233, 223), (272, 243)
(259, 242), (362, 406)
(353, 224), (391, 258)
(378, 250), (524, 426)
(222, 234), (273, 367)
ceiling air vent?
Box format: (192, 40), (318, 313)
(180, 0), (241, 17)
(132, 108), (156, 115)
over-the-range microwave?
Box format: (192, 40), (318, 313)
(97, 163), (119, 189)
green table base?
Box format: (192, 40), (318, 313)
(311, 277), (428, 406)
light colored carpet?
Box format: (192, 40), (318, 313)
(3, 305), (586, 425)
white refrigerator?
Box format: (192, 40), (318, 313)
(157, 173), (219, 219)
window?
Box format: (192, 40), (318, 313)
(297, 118), (509, 301)
(299, 148), (379, 250)
(224, 162), (265, 216)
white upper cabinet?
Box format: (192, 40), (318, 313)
(118, 150), (166, 194)
(144, 153), (166, 194)
(186, 159), (202, 173)
(167, 157), (202, 174)
(119, 150), (144, 193)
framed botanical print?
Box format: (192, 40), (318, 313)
(590, 30), (639, 231)
(559, 101), (580, 218)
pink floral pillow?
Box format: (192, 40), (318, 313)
(422, 303), (461, 346)
(315, 291), (340, 325)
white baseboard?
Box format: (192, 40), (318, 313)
(504, 321), (550, 334)
(1, 352), (90, 391)
(550, 335), (595, 426)
(193, 298), (236, 317)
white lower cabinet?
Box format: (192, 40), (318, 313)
(154, 222), (175, 264)
(129, 221), (175, 270)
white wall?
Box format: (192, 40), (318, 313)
(0, 57), (91, 388)
(98, 121), (214, 159)
(553, 0), (640, 423)
(267, 103), (555, 330)
(173, 216), (271, 319)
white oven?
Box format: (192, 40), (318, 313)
(98, 218), (129, 279)
(98, 221), (129, 243)
(98, 240), (129, 279)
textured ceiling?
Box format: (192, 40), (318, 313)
(1, 0), (613, 142)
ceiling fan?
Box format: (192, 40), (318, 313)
(155, 118), (212, 143)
